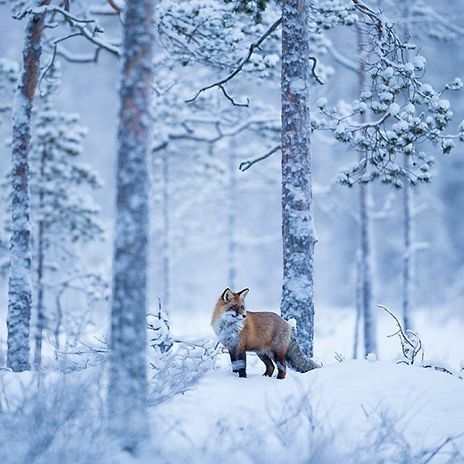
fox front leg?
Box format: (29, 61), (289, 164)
(229, 349), (239, 373)
(236, 350), (247, 378)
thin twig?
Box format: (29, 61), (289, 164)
(239, 145), (281, 171)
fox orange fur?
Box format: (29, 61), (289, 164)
(211, 288), (320, 379)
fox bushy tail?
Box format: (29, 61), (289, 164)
(286, 334), (320, 372)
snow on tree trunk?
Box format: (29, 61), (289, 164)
(280, 0), (316, 357)
(401, 0), (414, 332)
(359, 182), (377, 355)
(402, 156), (415, 331)
(108, 0), (154, 452)
(227, 145), (238, 289)
(356, 25), (377, 356)
(7, 1), (49, 372)
(33, 204), (45, 368)
(161, 149), (170, 311)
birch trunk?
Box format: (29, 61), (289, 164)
(280, 0), (316, 357)
(7, 0), (49, 372)
(108, 0), (154, 452)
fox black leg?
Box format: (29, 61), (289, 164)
(274, 351), (287, 380)
(229, 349), (239, 373)
(258, 353), (275, 377)
(237, 350), (247, 378)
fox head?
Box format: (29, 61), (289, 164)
(219, 288), (249, 320)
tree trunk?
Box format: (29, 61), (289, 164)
(359, 182), (377, 355)
(280, 0), (316, 357)
(402, 156), (414, 330)
(402, 1), (414, 331)
(356, 25), (377, 356)
(108, 0), (154, 452)
(33, 145), (46, 369)
(7, 0), (49, 372)
(161, 149), (170, 312)
(227, 145), (238, 289)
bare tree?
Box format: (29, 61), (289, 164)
(7, 0), (51, 372)
(107, 0), (154, 452)
(280, 0), (316, 357)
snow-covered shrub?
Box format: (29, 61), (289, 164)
(148, 336), (220, 405)
(146, 308), (220, 405)
(380, 304), (463, 379)
(0, 370), (115, 464)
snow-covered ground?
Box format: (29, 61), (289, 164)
(1, 307), (463, 464)
(150, 357), (464, 463)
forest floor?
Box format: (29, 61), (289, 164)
(1, 307), (463, 464)
(137, 307), (464, 463)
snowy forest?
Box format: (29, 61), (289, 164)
(0, 0), (463, 462)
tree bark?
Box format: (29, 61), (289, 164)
(161, 149), (170, 311)
(108, 0), (154, 452)
(227, 145), (238, 289)
(7, 0), (50, 372)
(402, 156), (414, 330)
(355, 24), (377, 356)
(280, 0), (316, 357)
(402, 1), (414, 332)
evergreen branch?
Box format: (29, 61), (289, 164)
(186, 17), (282, 104)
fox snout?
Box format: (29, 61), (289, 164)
(226, 309), (246, 320)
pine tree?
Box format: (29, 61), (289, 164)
(7, 0), (51, 372)
(29, 69), (105, 367)
(280, 0), (316, 357)
(108, 0), (154, 452)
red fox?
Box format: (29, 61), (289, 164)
(211, 288), (320, 379)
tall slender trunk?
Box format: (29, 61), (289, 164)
(359, 182), (376, 355)
(33, 145), (46, 368)
(7, 0), (50, 372)
(161, 149), (170, 312)
(280, 0), (316, 357)
(108, 0), (154, 452)
(227, 146), (238, 289)
(402, 149), (414, 330)
(402, 2), (414, 331)
(356, 25), (377, 356)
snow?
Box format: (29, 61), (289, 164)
(148, 358), (464, 462)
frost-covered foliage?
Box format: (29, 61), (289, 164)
(381, 304), (463, 379)
(147, 308), (173, 358)
(156, 0), (281, 77)
(0, 58), (19, 115)
(147, 309), (219, 404)
(27, 67), (106, 366)
(315, 5), (464, 187)
(156, 0), (356, 86)
(0, 371), (115, 464)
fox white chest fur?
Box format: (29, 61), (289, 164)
(213, 312), (245, 349)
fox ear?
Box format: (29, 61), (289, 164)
(222, 288), (233, 302)
(238, 288), (249, 300)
